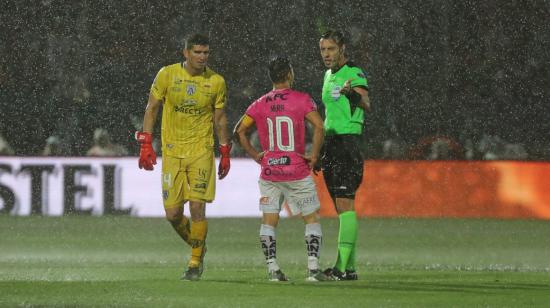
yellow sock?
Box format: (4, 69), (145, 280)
(174, 215), (191, 246)
(189, 220), (208, 267)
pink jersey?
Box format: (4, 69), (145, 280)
(246, 88), (317, 182)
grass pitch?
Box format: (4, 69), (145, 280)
(1, 216), (550, 307)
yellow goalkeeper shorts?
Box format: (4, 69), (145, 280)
(161, 152), (216, 208)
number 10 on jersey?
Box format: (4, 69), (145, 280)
(267, 116), (294, 152)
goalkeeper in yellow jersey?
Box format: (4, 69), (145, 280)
(135, 33), (232, 281)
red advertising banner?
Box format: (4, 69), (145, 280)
(314, 161), (550, 219)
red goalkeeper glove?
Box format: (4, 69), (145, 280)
(135, 131), (157, 171)
(218, 143), (231, 179)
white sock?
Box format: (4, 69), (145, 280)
(260, 224), (278, 271)
(267, 258), (280, 272)
(305, 223), (322, 271)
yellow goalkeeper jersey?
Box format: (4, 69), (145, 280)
(150, 63), (227, 158)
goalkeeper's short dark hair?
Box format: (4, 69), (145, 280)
(268, 56), (292, 84)
(184, 33), (210, 50)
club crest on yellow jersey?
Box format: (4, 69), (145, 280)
(186, 84), (196, 95)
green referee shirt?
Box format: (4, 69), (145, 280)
(321, 62), (368, 136)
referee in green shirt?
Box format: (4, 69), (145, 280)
(318, 30), (371, 281)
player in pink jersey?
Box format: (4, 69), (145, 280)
(234, 56), (331, 282)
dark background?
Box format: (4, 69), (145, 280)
(0, 0), (548, 159)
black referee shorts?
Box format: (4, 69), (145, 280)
(321, 134), (364, 199)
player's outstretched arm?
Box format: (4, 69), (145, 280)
(340, 79), (371, 112)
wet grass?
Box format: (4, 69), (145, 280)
(1, 216), (550, 307)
